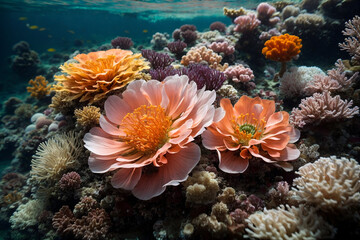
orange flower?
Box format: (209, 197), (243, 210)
(262, 34), (302, 62)
(54, 49), (149, 104)
(84, 75), (223, 200)
(202, 96), (300, 173)
(27, 75), (51, 99)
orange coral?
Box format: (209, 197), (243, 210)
(54, 49), (149, 104)
(27, 75), (51, 99)
(262, 34), (302, 62)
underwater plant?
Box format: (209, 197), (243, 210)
(54, 49), (149, 104)
(262, 34), (302, 78)
(202, 95), (300, 173)
(27, 75), (51, 99)
(83, 75), (224, 200)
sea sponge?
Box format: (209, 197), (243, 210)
(245, 205), (335, 239)
(74, 106), (101, 128)
(30, 131), (83, 183)
(183, 171), (220, 204)
(181, 46), (222, 69)
(291, 156), (360, 212)
(27, 75), (51, 99)
(54, 49), (149, 104)
(262, 34), (302, 62)
(10, 199), (45, 230)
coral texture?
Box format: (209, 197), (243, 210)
(202, 95), (300, 173)
(30, 132), (82, 183)
(262, 34), (302, 62)
(141, 49), (175, 69)
(111, 36), (134, 49)
(339, 15), (360, 63)
(83, 75), (224, 200)
(150, 32), (169, 50)
(291, 156), (360, 212)
(209, 21), (226, 32)
(223, 7), (246, 20)
(234, 14), (261, 33)
(208, 41), (235, 55)
(74, 106), (101, 128)
(181, 46), (223, 69)
(290, 91), (359, 128)
(224, 64), (254, 83)
(245, 205), (335, 239)
(54, 49), (149, 104)
(27, 75), (51, 99)
(59, 171), (81, 191)
(10, 200), (44, 230)
(256, 2), (279, 25)
(167, 41), (187, 56)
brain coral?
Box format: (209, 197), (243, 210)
(54, 49), (149, 104)
(291, 156), (360, 212)
(245, 204), (335, 240)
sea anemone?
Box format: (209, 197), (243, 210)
(202, 95), (300, 173)
(83, 75), (223, 200)
(54, 49), (149, 104)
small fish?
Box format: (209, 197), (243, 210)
(67, 30), (75, 34)
(142, 29), (148, 33)
(124, 30), (129, 33)
(19, 17), (27, 21)
(29, 25), (39, 30)
(47, 48), (56, 52)
(39, 28), (46, 31)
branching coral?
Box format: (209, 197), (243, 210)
(262, 34), (302, 77)
(59, 171), (81, 191)
(74, 106), (101, 128)
(245, 205), (335, 239)
(202, 96), (300, 173)
(291, 156), (360, 212)
(54, 49), (149, 104)
(27, 75), (51, 99)
(10, 199), (45, 230)
(234, 14), (261, 33)
(183, 171), (220, 204)
(290, 91), (359, 128)
(224, 64), (254, 83)
(223, 7), (246, 21)
(111, 36), (134, 49)
(30, 131), (83, 183)
(208, 41), (235, 55)
(141, 49), (174, 69)
(339, 15), (360, 64)
(181, 46), (223, 70)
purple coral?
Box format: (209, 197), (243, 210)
(180, 24), (197, 32)
(181, 64), (227, 90)
(290, 91), (359, 128)
(59, 171), (81, 191)
(111, 36), (134, 49)
(210, 21), (226, 32)
(181, 30), (198, 44)
(149, 66), (181, 81)
(141, 49), (175, 69)
(167, 41), (187, 56)
(234, 14), (261, 33)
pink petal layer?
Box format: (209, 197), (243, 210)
(111, 168), (142, 190)
(84, 133), (130, 155)
(104, 95), (131, 125)
(218, 150), (249, 174)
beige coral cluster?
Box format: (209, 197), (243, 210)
(181, 46), (223, 70)
(223, 7), (246, 19)
(74, 106), (101, 128)
(245, 205), (335, 239)
(291, 156), (360, 212)
(183, 171), (220, 204)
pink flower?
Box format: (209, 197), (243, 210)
(84, 75), (223, 200)
(202, 96), (300, 173)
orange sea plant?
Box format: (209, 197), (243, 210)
(27, 75), (51, 99)
(202, 95), (300, 173)
(262, 34), (302, 78)
(54, 49), (149, 104)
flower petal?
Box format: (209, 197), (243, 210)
(104, 95), (132, 125)
(99, 115), (124, 136)
(218, 150), (249, 174)
(84, 133), (130, 155)
(88, 156), (122, 173)
(111, 168), (142, 190)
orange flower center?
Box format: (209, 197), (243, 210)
(231, 113), (266, 146)
(121, 105), (172, 154)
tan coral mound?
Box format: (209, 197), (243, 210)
(30, 132), (83, 183)
(74, 106), (101, 128)
(245, 205), (335, 240)
(291, 156), (360, 212)
(181, 46), (223, 70)
(54, 49), (149, 104)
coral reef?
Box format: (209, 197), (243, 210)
(234, 14), (261, 33)
(167, 41), (187, 57)
(181, 46), (223, 70)
(339, 15), (360, 64)
(150, 32), (169, 50)
(209, 21), (226, 32)
(27, 75), (51, 99)
(224, 64), (254, 83)
(74, 106), (101, 128)
(111, 36), (134, 49)
(141, 49), (174, 69)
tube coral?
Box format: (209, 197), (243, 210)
(54, 49), (149, 104)
(202, 96), (300, 173)
(83, 75), (224, 200)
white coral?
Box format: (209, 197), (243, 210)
(10, 199), (45, 230)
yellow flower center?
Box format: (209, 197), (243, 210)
(121, 105), (172, 154)
(232, 113), (266, 146)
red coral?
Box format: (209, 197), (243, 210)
(59, 171), (81, 191)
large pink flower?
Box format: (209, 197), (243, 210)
(202, 96), (300, 173)
(84, 75), (223, 200)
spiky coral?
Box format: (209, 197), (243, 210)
(54, 49), (149, 104)
(30, 132), (82, 183)
(339, 15), (360, 64)
(74, 106), (101, 128)
(27, 75), (51, 99)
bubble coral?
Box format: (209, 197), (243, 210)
(54, 49), (149, 104)
(111, 36), (134, 49)
(83, 75), (224, 200)
(291, 156), (360, 212)
(202, 95), (300, 173)
(262, 34), (302, 77)
(27, 75), (51, 99)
